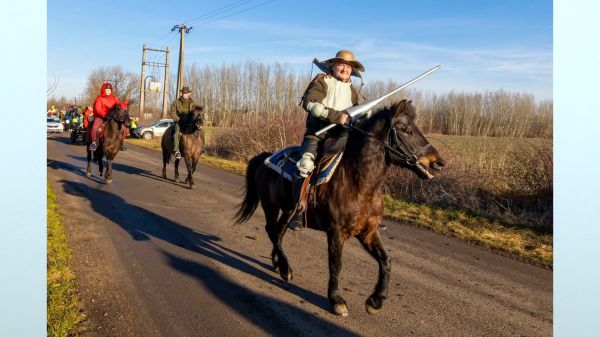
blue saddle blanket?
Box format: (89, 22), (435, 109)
(264, 146), (344, 186)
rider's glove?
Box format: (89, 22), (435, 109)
(296, 153), (315, 178)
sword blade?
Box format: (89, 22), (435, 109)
(314, 65), (441, 136)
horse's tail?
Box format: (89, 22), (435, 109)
(234, 151), (271, 224)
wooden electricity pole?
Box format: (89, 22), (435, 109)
(171, 24), (193, 95)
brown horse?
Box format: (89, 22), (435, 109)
(234, 99), (445, 317)
(86, 105), (129, 183)
(161, 108), (205, 188)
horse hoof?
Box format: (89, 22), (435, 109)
(279, 270), (293, 282)
(365, 303), (382, 315)
(85, 172), (91, 177)
(332, 303), (349, 317)
(273, 265), (280, 274)
(189, 184), (195, 189)
(105, 178), (112, 184)
(365, 297), (383, 315)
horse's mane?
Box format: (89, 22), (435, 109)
(106, 106), (129, 124)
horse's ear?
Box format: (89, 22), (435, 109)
(393, 99), (407, 117)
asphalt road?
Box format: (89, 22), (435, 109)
(47, 134), (552, 337)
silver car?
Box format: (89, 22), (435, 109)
(133, 119), (175, 140)
(47, 116), (64, 133)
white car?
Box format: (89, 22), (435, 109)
(47, 116), (64, 133)
(133, 119), (175, 140)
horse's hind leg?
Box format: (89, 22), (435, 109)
(265, 209), (293, 281)
(358, 231), (391, 315)
(98, 152), (104, 177)
(162, 152), (169, 179)
(86, 149), (92, 177)
(327, 229), (349, 317)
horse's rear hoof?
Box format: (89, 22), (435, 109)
(332, 303), (349, 317)
(279, 270), (293, 282)
(365, 303), (382, 315)
(365, 297), (383, 315)
(105, 178), (112, 184)
(86, 172), (91, 177)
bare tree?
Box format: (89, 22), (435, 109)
(83, 66), (139, 108)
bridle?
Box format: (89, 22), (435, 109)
(347, 116), (432, 168)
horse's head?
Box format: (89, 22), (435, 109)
(189, 106), (205, 129)
(383, 99), (445, 179)
(108, 103), (130, 124)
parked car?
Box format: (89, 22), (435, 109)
(47, 116), (64, 133)
(133, 119), (175, 140)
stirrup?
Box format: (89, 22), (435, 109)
(89, 142), (97, 151)
(174, 151), (182, 159)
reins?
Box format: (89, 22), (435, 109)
(346, 118), (431, 167)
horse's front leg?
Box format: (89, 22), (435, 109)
(184, 156), (194, 188)
(327, 229), (348, 316)
(174, 158), (180, 182)
(358, 231), (391, 315)
(105, 157), (112, 183)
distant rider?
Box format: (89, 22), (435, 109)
(170, 86), (203, 159)
(88, 82), (128, 152)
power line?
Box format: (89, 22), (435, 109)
(184, 0), (255, 26)
(191, 0), (276, 27)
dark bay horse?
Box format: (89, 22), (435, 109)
(86, 105), (129, 183)
(234, 99), (445, 317)
(161, 108), (205, 189)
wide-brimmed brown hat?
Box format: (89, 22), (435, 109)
(313, 50), (364, 78)
(180, 86), (191, 94)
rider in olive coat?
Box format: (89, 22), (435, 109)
(170, 86), (201, 159)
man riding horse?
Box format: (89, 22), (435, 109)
(288, 50), (364, 231)
(170, 86), (206, 160)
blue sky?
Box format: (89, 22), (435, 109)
(48, 0), (552, 101)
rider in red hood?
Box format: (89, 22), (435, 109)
(88, 82), (128, 151)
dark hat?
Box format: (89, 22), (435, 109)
(180, 86), (191, 94)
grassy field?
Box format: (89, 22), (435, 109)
(47, 183), (83, 337)
(126, 135), (552, 267)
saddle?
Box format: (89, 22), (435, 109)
(264, 145), (344, 186)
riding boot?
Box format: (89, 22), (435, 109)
(173, 123), (182, 159)
(287, 173), (306, 231)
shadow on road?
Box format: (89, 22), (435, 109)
(67, 154), (189, 188)
(161, 250), (361, 337)
(58, 180), (357, 335)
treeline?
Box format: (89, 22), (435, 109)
(48, 61), (552, 138)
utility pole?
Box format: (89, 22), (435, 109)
(162, 47), (170, 119)
(139, 44), (147, 117)
(171, 24), (193, 95)
(139, 45), (170, 120)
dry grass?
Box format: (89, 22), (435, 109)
(47, 183), (84, 336)
(383, 195), (552, 267)
(125, 136), (247, 176)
